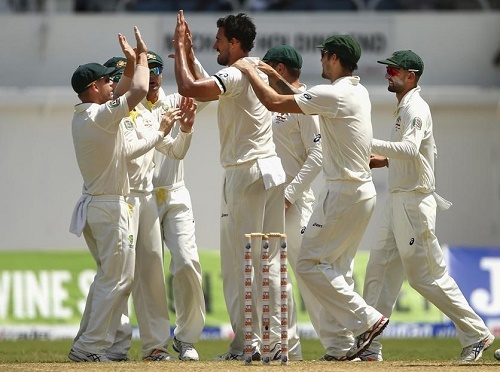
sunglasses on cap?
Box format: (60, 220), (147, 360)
(386, 66), (420, 77)
(149, 66), (163, 76)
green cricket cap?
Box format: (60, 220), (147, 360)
(316, 35), (361, 65)
(147, 51), (163, 66)
(262, 45), (303, 69)
(377, 50), (424, 76)
(71, 63), (115, 94)
(103, 57), (127, 77)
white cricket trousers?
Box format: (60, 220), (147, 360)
(73, 195), (135, 355)
(126, 190), (171, 358)
(156, 182), (206, 343)
(363, 192), (491, 354)
(270, 189), (317, 360)
(297, 181), (383, 356)
(220, 160), (285, 355)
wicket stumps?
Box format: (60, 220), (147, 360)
(244, 233), (288, 366)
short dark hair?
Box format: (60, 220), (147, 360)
(323, 50), (358, 72)
(216, 13), (256, 53)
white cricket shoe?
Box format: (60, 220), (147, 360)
(359, 349), (383, 361)
(68, 348), (111, 362)
(173, 337), (200, 361)
(457, 333), (495, 361)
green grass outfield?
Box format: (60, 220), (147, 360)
(0, 338), (499, 367)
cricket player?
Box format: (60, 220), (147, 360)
(173, 11), (286, 360)
(360, 50), (495, 362)
(68, 27), (177, 362)
(258, 45), (323, 361)
(102, 54), (198, 362)
(233, 34), (389, 361)
(142, 49), (211, 361)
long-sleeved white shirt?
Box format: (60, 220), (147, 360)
(272, 83), (322, 204)
(372, 86), (436, 193)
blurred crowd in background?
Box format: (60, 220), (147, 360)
(4, 0), (500, 12)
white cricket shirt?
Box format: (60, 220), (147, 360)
(72, 95), (131, 196)
(371, 86), (436, 193)
(272, 83), (322, 204)
(212, 57), (277, 167)
(295, 76), (373, 184)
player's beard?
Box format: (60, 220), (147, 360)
(217, 50), (230, 66)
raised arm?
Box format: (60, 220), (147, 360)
(174, 10), (220, 101)
(123, 26), (149, 111)
(232, 59), (303, 114)
(113, 33), (136, 98)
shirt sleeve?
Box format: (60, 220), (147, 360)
(91, 95), (131, 132)
(212, 66), (244, 98)
(155, 129), (193, 160)
(294, 84), (340, 117)
(285, 114), (323, 204)
(121, 116), (164, 159)
(372, 107), (426, 159)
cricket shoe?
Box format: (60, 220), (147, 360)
(143, 349), (177, 361)
(319, 354), (360, 362)
(346, 316), (389, 360)
(106, 353), (130, 362)
(212, 351), (244, 361)
(457, 333), (495, 361)
(68, 348), (111, 362)
(359, 349), (383, 361)
(173, 337), (199, 361)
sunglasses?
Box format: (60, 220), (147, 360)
(320, 49), (328, 58)
(149, 66), (163, 76)
(85, 75), (111, 89)
(386, 66), (420, 77)
(386, 66), (401, 77)
(111, 75), (121, 83)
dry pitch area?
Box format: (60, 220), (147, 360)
(0, 361), (499, 372)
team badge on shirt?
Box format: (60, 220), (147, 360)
(302, 93), (312, 100)
(143, 118), (153, 128)
(313, 134), (321, 143)
(107, 99), (120, 108)
(395, 116), (401, 131)
(412, 117), (422, 130)
(122, 117), (134, 131)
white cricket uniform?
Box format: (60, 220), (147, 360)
(294, 76), (383, 358)
(270, 82), (322, 360)
(212, 57), (286, 356)
(70, 95), (153, 356)
(363, 86), (491, 356)
(144, 86), (208, 344)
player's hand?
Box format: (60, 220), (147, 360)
(257, 60), (277, 77)
(232, 59), (253, 74)
(118, 33), (136, 62)
(369, 154), (389, 169)
(134, 26), (147, 55)
(174, 10), (187, 47)
(159, 107), (182, 136)
(179, 96), (197, 133)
